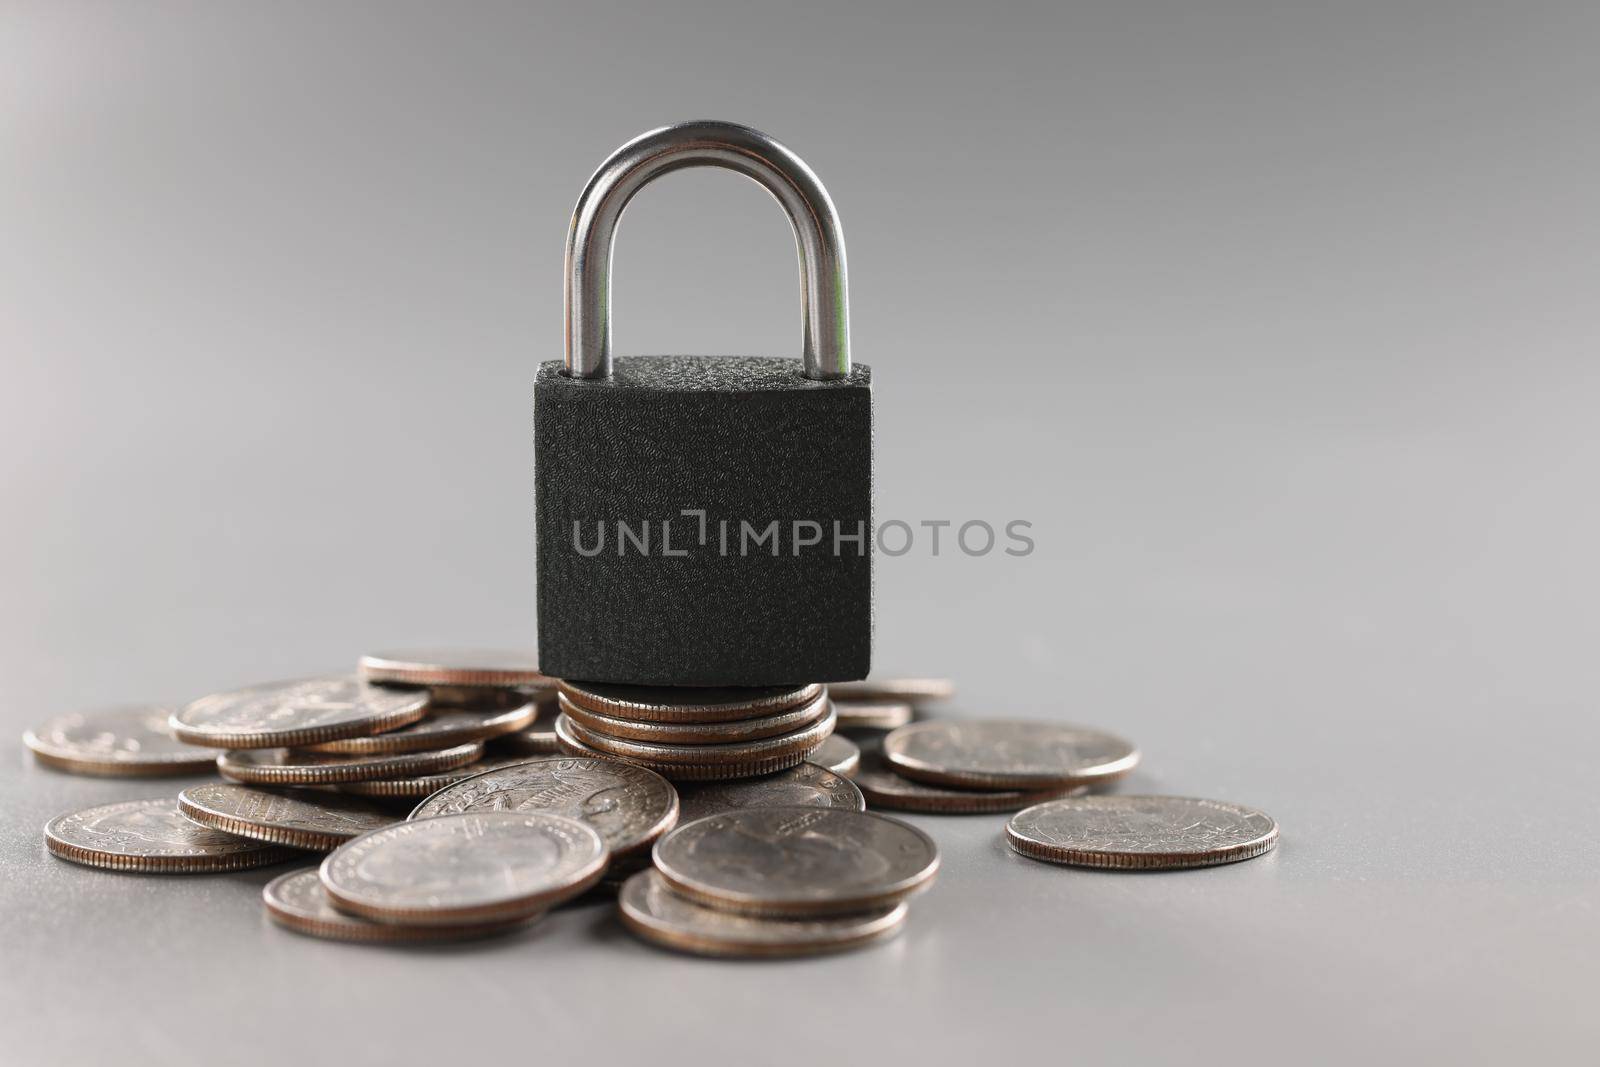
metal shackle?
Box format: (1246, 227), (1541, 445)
(564, 120), (851, 381)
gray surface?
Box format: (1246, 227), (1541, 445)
(3, 2), (1598, 1064)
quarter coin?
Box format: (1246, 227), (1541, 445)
(558, 681), (823, 724)
(557, 690), (830, 744)
(178, 783), (396, 851)
(24, 705), (217, 777)
(810, 734), (861, 777)
(427, 685), (546, 709)
(833, 700), (914, 732)
(264, 868), (532, 943)
(171, 675), (428, 749)
(334, 756), (533, 799)
(1006, 795), (1280, 870)
(357, 648), (554, 689)
(488, 719), (561, 757)
(44, 798), (297, 873)
(618, 869), (907, 959)
(409, 757), (678, 865)
(303, 701), (536, 755)
(828, 678), (954, 703)
(883, 719), (1138, 790)
(854, 752), (1086, 814)
(216, 742), (483, 786)
(653, 807), (939, 918)
(319, 812), (608, 925)
(676, 762), (863, 823)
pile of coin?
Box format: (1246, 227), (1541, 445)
(829, 676), (954, 732)
(853, 719), (1141, 814)
(553, 680), (839, 781)
(28, 658), (1281, 958)
(618, 807), (939, 957)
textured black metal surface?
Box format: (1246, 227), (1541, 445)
(535, 356), (873, 687)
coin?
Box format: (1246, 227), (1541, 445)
(427, 685), (547, 709)
(178, 783), (397, 851)
(334, 756), (534, 799)
(557, 690), (830, 744)
(171, 675), (429, 749)
(319, 812), (608, 925)
(676, 762), (863, 823)
(264, 868), (532, 944)
(854, 751), (1088, 814)
(618, 869), (907, 959)
(1006, 795), (1280, 870)
(409, 757), (678, 865)
(811, 734), (861, 777)
(24, 704), (218, 777)
(833, 700), (914, 732)
(488, 718), (561, 757)
(828, 678), (954, 703)
(303, 701), (536, 755)
(556, 707), (835, 782)
(653, 807), (939, 917)
(558, 680), (823, 724)
(217, 742), (483, 786)
(358, 647), (554, 689)
(44, 798), (297, 873)
(883, 719), (1138, 790)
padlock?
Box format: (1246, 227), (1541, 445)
(535, 121), (872, 687)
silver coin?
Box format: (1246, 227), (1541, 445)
(428, 685), (549, 709)
(883, 719), (1138, 790)
(319, 811), (608, 925)
(558, 690), (831, 744)
(653, 807), (939, 917)
(178, 783), (397, 851)
(833, 699), (915, 732)
(677, 762), (863, 824)
(263, 868), (532, 943)
(618, 869), (907, 959)
(828, 678), (954, 703)
(24, 704), (217, 777)
(810, 734), (861, 777)
(854, 752), (1087, 814)
(1006, 795), (1280, 870)
(558, 680), (823, 724)
(44, 798), (297, 873)
(676, 761), (863, 824)
(488, 718), (561, 757)
(217, 742), (483, 786)
(303, 701), (536, 755)
(358, 648), (554, 689)
(334, 755), (534, 798)
(171, 675), (429, 749)
(408, 757), (678, 865)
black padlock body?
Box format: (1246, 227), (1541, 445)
(535, 355), (872, 687)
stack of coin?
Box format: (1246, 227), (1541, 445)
(618, 807), (939, 958)
(554, 681), (837, 782)
(828, 676), (954, 733)
(853, 719), (1140, 814)
(168, 674), (543, 800)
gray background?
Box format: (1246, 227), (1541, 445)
(3, 2), (1597, 1063)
